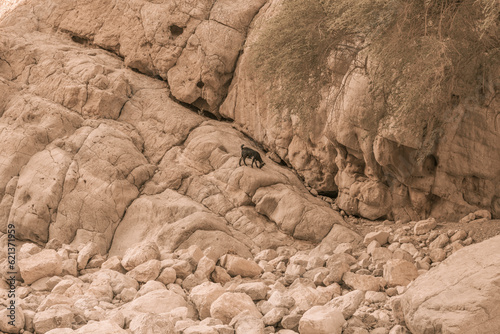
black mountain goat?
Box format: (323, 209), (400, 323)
(239, 144), (265, 168)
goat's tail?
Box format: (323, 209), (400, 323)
(241, 144), (245, 149)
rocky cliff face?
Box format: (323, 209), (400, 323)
(1, 0), (358, 255)
(220, 0), (500, 222)
(1, 1), (500, 334)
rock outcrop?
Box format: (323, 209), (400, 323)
(400, 234), (500, 334)
(219, 0), (500, 221)
(1, 1), (499, 334)
(0, 0), (351, 255)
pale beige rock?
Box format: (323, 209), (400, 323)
(401, 234), (500, 333)
(429, 248), (446, 262)
(384, 259), (419, 287)
(326, 290), (365, 319)
(226, 311), (262, 334)
(126, 259), (161, 283)
(0, 306), (25, 334)
(101, 256), (126, 273)
(323, 261), (350, 285)
(429, 234), (449, 249)
(220, 254), (263, 277)
(121, 242), (160, 271)
(253, 184), (341, 242)
(94, 269), (139, 296)
(61, 259), (78, 277)
(18, 243), (42, 260)
(194, 256), (216, 279)
(128, 313), (175, 334)
(19, 249), (62, 284)
(157, 267), (177, 285)
(343, 272), (386, 292)
(262, 307), (288, 326)
(371, 247), (393, 264)
(183, 325), (218, 334)
(298, 305), (345, 334)
(136, 281), (166, 298)
(190, 282), (226, 320)
(33, 305), (74, 334)
(121, 289), (188, 318)
(235, 282), (269, 301)
(75, 320), (128, 334)
(77, 241), (99, 270)
(210, 292), (262, 324)
(364, 231), (390, 246)
(413, 218), (437, 235)
(211, 266), (232, 284)
(267, 291), (295, 309)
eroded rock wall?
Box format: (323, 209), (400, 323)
(0, 0), (352, 255)
(220, 0), (500, 221)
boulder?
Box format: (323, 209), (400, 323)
(128, 313), (175, 334)
(210, 292), (262, 324)
(383, 259), (419, 287)
(75, 320), (128, 334)
(33, 306), (73, 334)
(0, 307), (25, 334)
(298, 305), (345, 334)
(220, 254), (262, 277)
(326, 290), (365, 319)
(190, 282), (226, 320)
(121, 289), (188, 317)
(401, 235), (500, 333)
(126, 259), (161, 283)
(413, 218), (437, 235)
(363, 231), (390, 246)
(19, 249), (62, 284)
(342, 272), (386, 291)
(121, 242), (160, 271)
(234, 282), (269, 301)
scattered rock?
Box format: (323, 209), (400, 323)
(19, 249), (62, 284)
(383, 259), (419, 287)
(210, 292), (262, 324)
(298, 305), (345, 334)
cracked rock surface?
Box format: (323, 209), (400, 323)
(1, 1), (500, 334)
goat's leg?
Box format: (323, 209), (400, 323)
(239, 157), (243, 166)
(243, 156), (248, 166)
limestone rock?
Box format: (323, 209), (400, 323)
(401, 235), (500, 333)
(298, 305), (345, 334)
(220, 254), (262, 278)
(126, 259), (161, 283)
(413, 218), (437, 235)
(0, 307), (25, 334)
(128, 313), (175, 334)
(75, 320), (128, 334)
(210, 292), (262, 324)
(383, 259), (419, 287)
(121, 242), (160, 271)
(121, 289), (188, 317)
(190, 282), (226, 320)
(33, 305), (74, 334)
(231, 310), (265, 334)
(77, 241), (99, 270)
(364, 231), (390, 246)
(326, 290), (365, 319)
(342, 272), (386, 292)
(157, 267), (177, 285)
(234, 282), (269, 301)
(19, 249), (62, 285)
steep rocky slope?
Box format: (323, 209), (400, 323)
(0, 0), (499, 334)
